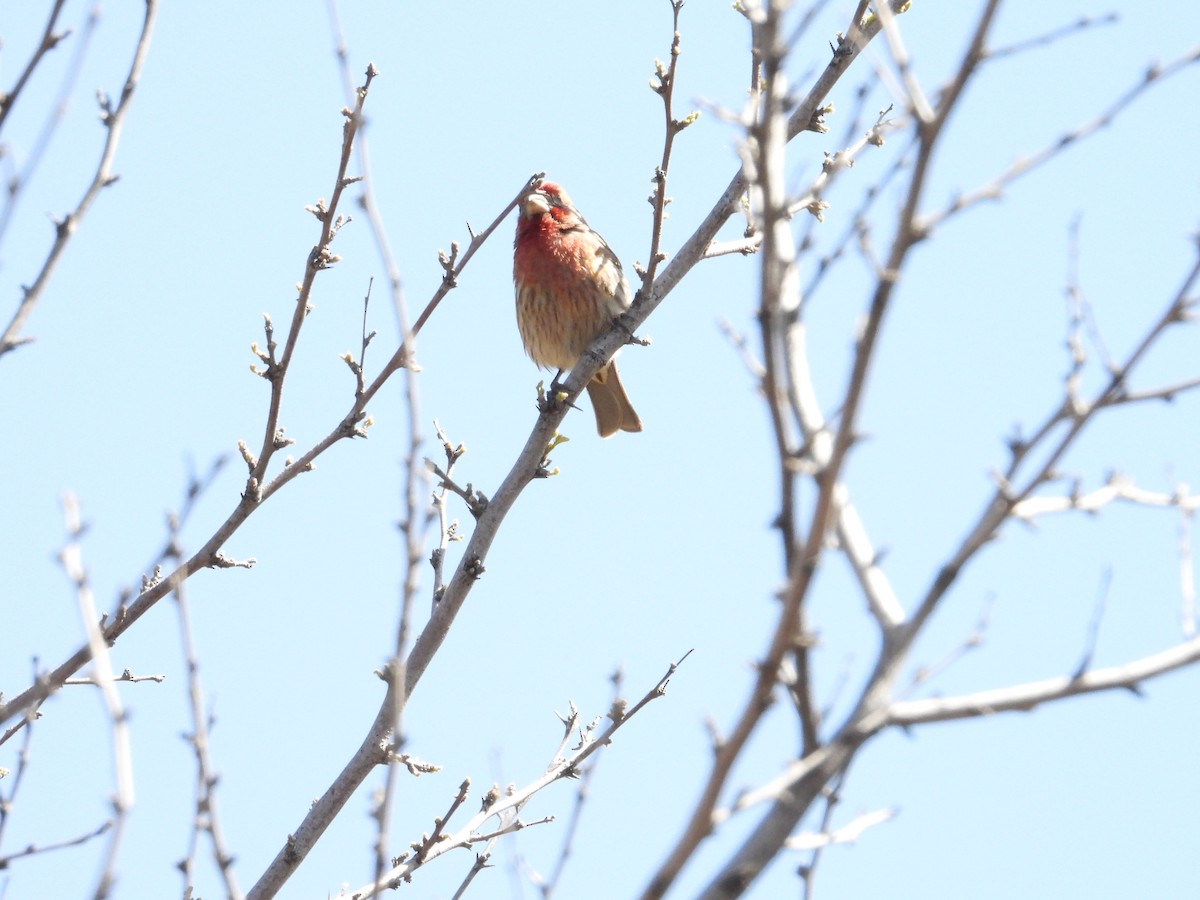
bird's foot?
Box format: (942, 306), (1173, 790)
(537, 376), (580, 414)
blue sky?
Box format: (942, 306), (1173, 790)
(2, 2), (1199, 898)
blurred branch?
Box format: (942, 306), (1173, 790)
(0, 64), (449, 731)
(0, 0), (70, 132)
(902, 596), (995, 696)
(874, 0), (933, 122)
(321, 39), (434, 866)
(914, 254), (1200, 638)
(919, 43), (1200, 235)
(0, 66), (378, 723)
(127, 454), (230, 603)
(1180, 504), (1198, 637)
(1011, 473), (1200, 523)
(632, 0), (906, 319)
(986, 12), (1119, 61)
(1074, 568), (1113, 677)
(656, 2), (1001, 896)
(692, 17), (1200, 896)
(750, 0), (823, 754)
(0, 2), (96, 248)
(641, 5), (916, 897)
(0, 76), (543, 900)
(885, 632), (1200, 726)
(0, 664), (43, 853)
(789, 806), (894, 852)
(0, 819), (112, 869)
(173, 536), (242, 899)
(58, 493), (133, 900)
(0, 0), (158, 358)
(62, 670), (164, 686)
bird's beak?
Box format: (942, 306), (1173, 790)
(520, 191), (551, 217)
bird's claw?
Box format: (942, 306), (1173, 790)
(536, 379), (579, 414)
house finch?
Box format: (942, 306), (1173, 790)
(513, 181), (643, 437)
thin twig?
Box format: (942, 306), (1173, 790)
(661, 4), (997, 896)
(636, 0), (692, 299)
(918, 45), (1200, 235)
(0, 65), (396, 730)
(1074, 568), (1113, 677)
(58, 493), (134, 900)
(797, 774), (842, 900)
(886, 633), (1200, 726)
(0, 671), (43, 846)
(902, 595), (995, 697)
(0, 3), (98, 249)
(0, 0), (70, 132)
(918, 255), (1200, 641)
(0, 820), (112, 869)
(174, 539), (242, 899)
(1180, 504), (1197, 638)
(344, 654), (689, 898)
(987, 12), (1120, 61)
(535, 701), (608, 895)
(1, 0), (159, 357)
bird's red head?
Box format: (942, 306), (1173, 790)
(519, 181), (578, 222)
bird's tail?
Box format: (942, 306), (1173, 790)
(587, 361), (643, 438)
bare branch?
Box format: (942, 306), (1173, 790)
(644, 5), (919, 896)
(886, 634), (1200, 727)
(1180, 505), (1197, 637)
(1012, 473), (1200, 524)
(343, 656), (688, 898)
(0, 63), (472, 733)
(903, 596), (995, 696)
(174, 549), (242, 899)
(0, 0), (70, 132)
(0, 3), (96, 249)
(0, 819), (112, 869)
(1, 0), (159, 357)
(522, 667), (627, 898)
(1074, 568), (1113, 677)
(873, 0), (933, 122)
(788, 807), (895, 851)
(636, 0), (692, 295)
(987, 12), (1120, 61)
(58, 493), (133, 899)
(909, 254), (1200, 638)
(919, 44), (1200, 234)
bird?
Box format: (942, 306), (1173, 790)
(512, 180), (643, 438)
